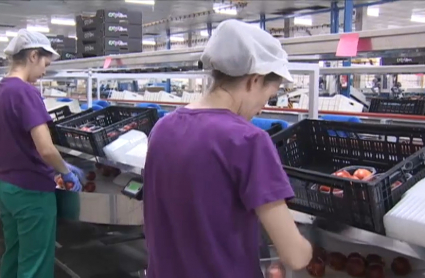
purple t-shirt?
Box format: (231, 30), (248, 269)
(143, 108), (294, 278)
(0, 77), (55, 192)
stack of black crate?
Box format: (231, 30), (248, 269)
(48, 35), (77, 60)
(76, 9), (143, 58)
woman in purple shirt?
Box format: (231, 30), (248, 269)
(143, 20), (312, 278)
(0, 30), (83, 278)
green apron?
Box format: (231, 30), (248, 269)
(0, 180), (56, 278)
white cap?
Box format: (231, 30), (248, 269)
(4, 29), (60, 61)
(200, 19), (293, 83)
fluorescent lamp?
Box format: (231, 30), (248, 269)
(200, 30), (209, 37)
(5, 31), (17, 37)
(51, 18), (76, 26)
(125, 0), (155, 5)
(170, 36), (184, 42)
(68, 35), (77, 40)
(0, 37), (9, 42)
(27, 25), (50, 33)
(411, 14), (425, 23)
(367, 7), (379, 17)
(213, 3), (238, 15)
(294, 16), (312, 26)
(142, 40), (156, 45)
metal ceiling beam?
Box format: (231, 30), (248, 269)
(26, 25), (425, 72)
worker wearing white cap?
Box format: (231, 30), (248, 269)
(0, 29), (83, 278)
(143, 19), (312, 278)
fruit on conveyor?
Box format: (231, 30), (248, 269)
(86, 171), (96, 181)
(306, 257), (325, 277)
(348, 253), (366, 263)
(333, 170), (351, 178)
(266, 262), (285, 278)
(55, 175), (64, 189)
(346, 257), (366, 277)
(64, 182), (75, 191)
(328, 252), (347, 271)
(391, 257), (412, 276)
(102, 166), (112, 177)
(366, 264), (385, 278)
(313, 247), (327, 262)
(353, 168), (373, 180)
(111, 167), (121, 177)
(83, 181), (96, 192)
(366, 254), (385, 267)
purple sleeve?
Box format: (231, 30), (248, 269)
(235, 130), (294, 211)
(17, 87), (52, 132)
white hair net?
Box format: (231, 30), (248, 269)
(4, 29), (60, 60)
(200, 19), (293, 83)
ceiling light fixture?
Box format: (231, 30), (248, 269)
(294, 16), (312, 26)
(0, 36), (9, 42)
(142, 40), (156, 45)
(51, 18), (76, 26)
(411, 14), (425, 23)
(5, 31), (17, 37)
(170, 36), (185, 42)
(213, 3), (238, 15)
(125, 0), (155, 5)
(200, 30), (209, 37)
(27, 25), (50, 33)
(367, 6), (380, 17)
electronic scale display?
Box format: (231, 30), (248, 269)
(122, 178), (144, 200)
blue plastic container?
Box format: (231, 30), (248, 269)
(320, 115), (362, 137)
(93, 100), (110, 108)
(57, 98), (73, 102)
(251, 117), (289, 130)
(80, 104), (103, 111)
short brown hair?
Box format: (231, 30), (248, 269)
(210, 70), (282, 91)
(8, 48), (52, 67)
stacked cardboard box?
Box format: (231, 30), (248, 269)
(76, 9), (143, 58)
(48, 35), (77, 60)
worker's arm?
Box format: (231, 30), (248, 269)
(234, 130), (312, 270)
(16, 86), (69, 174)
(256, 200), (312, 270)
(31, 124), (69, 174)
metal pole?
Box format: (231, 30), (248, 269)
(309, 67), (320, 119)
(87, 70), (93, 108)
(259, 14), (265, 30)
(96, 78), (100, 100)
(207, 22), (212, 38)
(330, 1), (339, 34)
(165, 28), (171, 93)
(341, 0), (354, 97)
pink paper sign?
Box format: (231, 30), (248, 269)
(336, 33), (360, 57)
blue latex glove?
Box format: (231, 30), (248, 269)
(61, 163), (84, 192)
(61, 172), (82, 192)
(66, 163), (85, 181)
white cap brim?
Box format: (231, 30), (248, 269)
(41, 45), (60, 61)
(274, 65), (293, 83)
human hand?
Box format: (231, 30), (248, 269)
(61, 172), (83, 192)
(65, 162), (85, 181)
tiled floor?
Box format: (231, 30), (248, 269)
(0, 221), (147, 278)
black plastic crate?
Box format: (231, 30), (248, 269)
(47, 106), (72, 144)
(266, 122), (286, 136)
(368, 98), (425, 115)
(271, 119), (425, 234)
(48, 107), (94, 145)
(56, 106), (158, 156)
